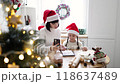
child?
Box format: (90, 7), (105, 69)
(63, 23), (87, 51)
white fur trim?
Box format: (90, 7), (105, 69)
(96, 58), (106, 63)
(46, 14), (59, 22)
(68, 30), (79, 36)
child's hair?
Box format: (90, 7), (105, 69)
(46, 20), (59, 32)
(65, 36), (80, 49)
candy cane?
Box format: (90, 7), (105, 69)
(14, 0), (23, 13)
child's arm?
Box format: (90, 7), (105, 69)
(78, 41), (88, 51)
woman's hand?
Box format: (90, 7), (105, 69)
(82, 47), (88, 51)
(50, 43), (59, 51)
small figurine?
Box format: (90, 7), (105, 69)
(92, 47), (106, 63)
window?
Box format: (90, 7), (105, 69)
(37, 0), (89, 31)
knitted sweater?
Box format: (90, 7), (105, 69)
(39, 27), (61, 51)
(63, 40), (83, 50)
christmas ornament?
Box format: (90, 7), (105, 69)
(56, 4), (70, 20)
(92, 47), (106, 63)
(6, 10), (22, 28)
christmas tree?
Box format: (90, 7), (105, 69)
(0, 0), (57, 68)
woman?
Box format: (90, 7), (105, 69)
(38, 10), (64, 52)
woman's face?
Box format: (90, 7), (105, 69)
(68, 33), (77, 42)
(50, 22), (59, 29)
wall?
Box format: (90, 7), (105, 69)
(88, 0), (120, 67)
(114, 0), (120, 67)
(20, 7), (37, 30)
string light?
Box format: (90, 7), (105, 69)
(29, 30), (34, 35)
(19, 54), (24, 60)
(0, 30), (2, 35)
(34, 62), (37, 65)
(6, 7), (10, 12)
(37, 57), (41, 60)
(13, 5), (18, 9)
(0, 4), (2, 8)
(45, 56), (50, 61)
(12, 24), (15, 28)
(29, 40), (34, 45)
(12, 62), (16, 65)
(31, 55), (34, 58)
(9, 16), (11, 19)
(6, 17), (9, 21)
(49, 65), (54, 68)
(39, 61), (45, 68)
(8, 24), (11, 27)
(23, 30), (26, 34)
(4, 57), (9, 63)
(26, 49), (32, 55)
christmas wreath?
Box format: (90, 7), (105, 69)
(56, 4), (70, 20)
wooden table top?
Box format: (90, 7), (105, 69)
(48, 50), (110, 68)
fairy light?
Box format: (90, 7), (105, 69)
(49, 65), (54, 68)
(19, 54), (24, 60)
(0, 30), (2, 35)
(12, 24), (15, 28)
(0, 4), (2, 8)
(31, 66), (33, 68)
(23, 31), (26, 34)
(4, 57), (9, 63)
(6, 17), (9, 21)
(31, 55), (34, 58)
(29, 30), (34, 35)
(27, 49), (32, 55)
(29, 40), (34, 45)
(12, 62), (16, 65)
(9, 16), (11, 19)
(8, 24), (11, 27)
(6, 7), (10, 12)
(13, 4), (18, 9)
(45, 56), (50, 61)
(34, 62), (37, 65)
(39, 61), (45, 68)
(37, 57), (41, 60)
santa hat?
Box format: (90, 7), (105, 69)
(43, 10), (59, 23)
(66, 23), (79, 36)
(38, 10), (59, 30)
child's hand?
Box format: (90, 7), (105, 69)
(82, 47), (88, 51)
(59, 45), (66, 51)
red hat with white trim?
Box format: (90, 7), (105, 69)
(38, 10), (59, 30)
(66, 23), (79, 36)
(43, 10), (59, 23)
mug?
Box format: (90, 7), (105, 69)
(79, 29), (86, 35)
